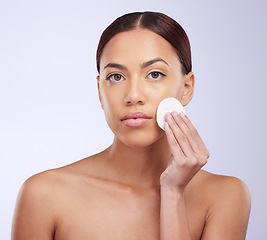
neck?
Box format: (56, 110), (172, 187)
(101, 134), (171, 190)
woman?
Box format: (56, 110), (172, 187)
(12, 11), (251, 239)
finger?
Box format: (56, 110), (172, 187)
(175, 112), (210, 158)
(165, 113), (196, 160)
(164, 122), (185, 160)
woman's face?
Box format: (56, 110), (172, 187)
(97, 28), (194, 147)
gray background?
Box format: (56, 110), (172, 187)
(1, 0), (266, 239)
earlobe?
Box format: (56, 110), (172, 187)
(180, 72), (195, 107)
(97, 76), (104, 110)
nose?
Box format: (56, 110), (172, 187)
(124, 79), (145, 106)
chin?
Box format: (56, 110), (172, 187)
(117, 129), (165, 148)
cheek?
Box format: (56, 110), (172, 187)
(167, 78), (184, 99)
(100, 84), (119, 109)
(99, 87), (122, 126)
(150, 80), (184, 103)
(170, 86), (184, 100)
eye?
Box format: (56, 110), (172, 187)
(106, 73), (125, 82)
(147, 71), (165, 80)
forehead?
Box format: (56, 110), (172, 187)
(99, 29), (181, 71)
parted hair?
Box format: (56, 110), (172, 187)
(96, 11), (192, 75)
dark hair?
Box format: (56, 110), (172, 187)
(96, 11), (192, 75)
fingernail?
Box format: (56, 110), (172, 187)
(164, 122), (169, 130)
(172, 111), (178, 118)
(165, 112), (172, 120)
(180, 112), (186, 118)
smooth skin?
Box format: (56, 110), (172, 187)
(12, 29), (251, 240)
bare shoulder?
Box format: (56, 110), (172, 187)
(12, 169), (61, 239)
(196, 170), (251, 239)
(198, 170), (251, 204)
(16, 164), (77, 201)
(12, 155), (99, 240)
(17, 154), (100, 198)
(21, 168), (65, 192)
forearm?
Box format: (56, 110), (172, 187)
(160, 187), (191, 240)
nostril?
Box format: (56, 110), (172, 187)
(124, 99), (144, 105)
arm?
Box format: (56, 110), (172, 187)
(159, 111), (250, 240)
(12, 173), (56, 240)
(201, 177), (251, 240)
(160, 111), (209, 240)
(160, 187), (191, 239)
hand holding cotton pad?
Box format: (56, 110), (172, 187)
(156, 97), (185, 130)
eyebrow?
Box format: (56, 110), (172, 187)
(103, 63), (127, 70)
(103, 58), (169, 71)
(141, 58), (169, 68)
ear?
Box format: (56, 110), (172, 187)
(180, 72), (195, 107)
(97, 76), (104, 110)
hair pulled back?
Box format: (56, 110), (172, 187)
(96, 11), (192, 75)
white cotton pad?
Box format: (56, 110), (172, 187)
(156, 97), (185, 130)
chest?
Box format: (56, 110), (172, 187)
(54, 185), (206, 240)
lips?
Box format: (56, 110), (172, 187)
(121, 112), (152, 128)
(121, 112), (151, 121)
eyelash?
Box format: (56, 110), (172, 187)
(147, 71), (166, 80)
(106, 71), (166, 82)
(105, 73), (125, 82)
